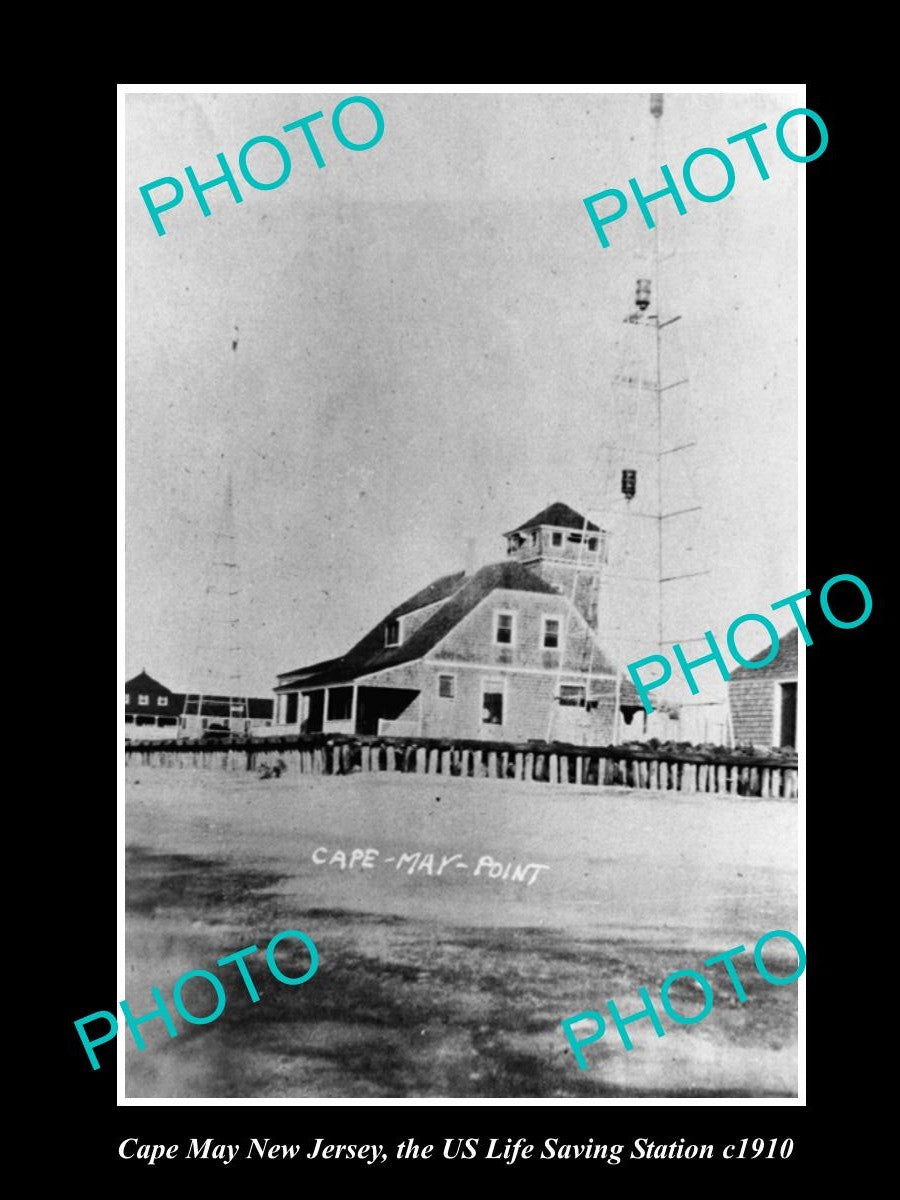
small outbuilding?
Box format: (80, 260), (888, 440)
(727, 627), (798, 749)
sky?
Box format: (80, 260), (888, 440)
(123, 88), (801, 698)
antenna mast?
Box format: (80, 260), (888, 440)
(623, 93), (707, 656)
(181, 326), (251, 740)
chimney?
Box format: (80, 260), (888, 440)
(464, 537), (477, 577)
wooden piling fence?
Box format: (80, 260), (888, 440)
(124, 732), (798, 799)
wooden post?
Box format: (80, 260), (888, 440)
(416, 746), (427, 774)
(548, 754), (559, 785)
(524, 752), (535, 781)
(575, 755), (584, 786)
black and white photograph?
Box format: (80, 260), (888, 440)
(120, 86), (804, 1102)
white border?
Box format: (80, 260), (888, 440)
(118, 82), (806, 1108)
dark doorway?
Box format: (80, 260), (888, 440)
(305, 690), (325, 733)
(285, 692), (299, 724)
(355, 686), (419, 735)
(779, 682), (797, 747)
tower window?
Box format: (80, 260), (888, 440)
(494, 611), (515, 645)
(385, 618), (401, 646)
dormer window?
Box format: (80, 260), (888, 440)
(158, 695), (169, 707)
(385, 618), (401, 646)
(138, 694), (149, 706)
(124, 693), (130, 705)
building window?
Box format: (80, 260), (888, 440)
(551, 531), (562, 547)
(542, 616), (561, 649)
(138, 694), (149, 706)
(438, 674), (456, 700)
(494, 611), (515, 645)
(327, 686), (354, 722)
(158, 695), (169, 707)
(559, 684), (587, 707)
(567, 531), (584, 544)
(482, 680), (504, 725)
(124, 693), (130, 705)
(385, 618), (401, 646)
(587, 537), (598, 552)
(125, 714), (134, 724)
